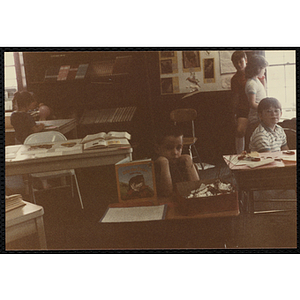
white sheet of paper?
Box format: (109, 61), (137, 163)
(244, 158), (275, 168)
(100, 204), (166, 223)
(281, 156), (297, 162)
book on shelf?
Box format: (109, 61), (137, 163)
(44, 66), (60, 81)
(81, 131), (131, 144)
(67, 65), (79, 80)
(75, 64), (89, 79)
(79, 107), (137, 125)
(115, 158), (158, 205)
(57, 65), (70, 81)
(5, 194), (26, 212)
(83, 138), (130, 150)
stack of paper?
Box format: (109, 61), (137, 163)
(5, 194), (26, 212)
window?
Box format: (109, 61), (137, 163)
(4, 52), (26, 111)
(265, 50), (296, 120)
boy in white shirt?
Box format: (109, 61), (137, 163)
(249, 97), (289, 152)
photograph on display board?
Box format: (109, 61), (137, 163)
(159, 51), (176, 59)
(219, 51), (236, 74)
(161, 77), (173, 94)
(182, 51), (201, 72)
(161, 77), (179, 94)
(160, 59), (173, 74)
(203, 58), (215, 83)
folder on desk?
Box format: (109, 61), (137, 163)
(99, 204), (167, 223)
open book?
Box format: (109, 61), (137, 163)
(81, 131), (131, 144)
(83, 138), (130, 150)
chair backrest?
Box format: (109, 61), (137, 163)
(170, 108), (197, 137)
(283, 128), (297, 150)
(24, 131), (67, 145)
(170, 108), (197, 123)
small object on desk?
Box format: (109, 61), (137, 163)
(283, 150), (295, 155)
(29, 144), (53, 150)
(61, 142), (77, 147)
(251, 157), (261, 162)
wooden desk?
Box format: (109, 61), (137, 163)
(102, 197), (239, 249)
(5, 201), (47, 250)
(5, 140), (133, 176)
(223, 151), (296, 213)
(5, 118), (78, 145)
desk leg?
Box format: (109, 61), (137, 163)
(27, 175), (36, 204)
(35, 216), (47, 250)
(249, 190), (254, 214)
(239, 190), (249, 214)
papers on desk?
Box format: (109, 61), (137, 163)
(5, 145), (22, 161)
(19, 140), (83, 158)
(100, 204), (167, 223)
(227, 156), (275, 168)
(281, 156), (297, 162)
(245, 158), (275, 168)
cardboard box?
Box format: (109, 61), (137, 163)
(175, 179), (239, 216)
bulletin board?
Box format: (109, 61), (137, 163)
(159, 50), (234, 95)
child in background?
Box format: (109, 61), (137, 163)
(244, 54), (269, 149)
(249, 97), (289, 152)
(10, 91), (45, 144)
(231, 51), (248, 154)
(153, 125), (199, 197)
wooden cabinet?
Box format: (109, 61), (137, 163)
(23, 51), (155, 159)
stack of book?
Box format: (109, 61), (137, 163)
(5, 194), (26, 212)
(44, 64), (89, 81)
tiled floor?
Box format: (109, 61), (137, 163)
(5, 164), (297, 251)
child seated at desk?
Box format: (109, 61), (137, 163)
(10, 91), (45, 144)
(153, 125), (199, 197)
(9, 92), (50, 190)
(249, 97), (289, 152)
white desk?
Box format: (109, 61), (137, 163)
(5, 139), (133, 176)
(5, 201), (47, 249)
(5, 118), (78, 144)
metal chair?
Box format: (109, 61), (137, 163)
(170, 108), (204, 170)
(24, 131), (84, 209)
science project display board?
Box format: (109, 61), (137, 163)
(159, 50), (236, 95)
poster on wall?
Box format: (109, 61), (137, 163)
(219, 51), (235, 74)
(182, 51), (201, 72)
(159, 50), (232, 94)
(160, 77), (180, 94)
(203, 58), (215, 83)
(159, 51), (178, 74)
